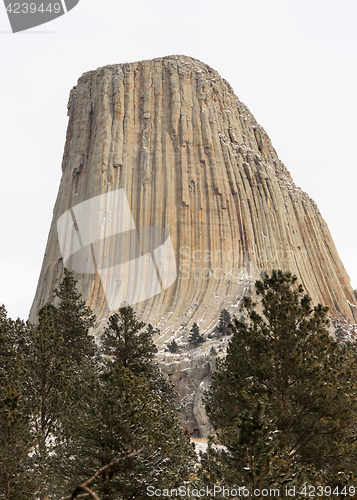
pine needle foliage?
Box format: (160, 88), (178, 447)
(188, 323), (205, 348)
(0, 306), (37, 500)
(215, 309), (231, 337)
(203, 270), (357, 486)
(20, 270), (98, 498)
(1, 276), (196, 499)
(75, 305), (197, 499)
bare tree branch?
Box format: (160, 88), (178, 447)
(73, 486), (100, 500)
(81, 447), (144, 489)
(61, 495), (89, 500)
(60, 448), (144, 500)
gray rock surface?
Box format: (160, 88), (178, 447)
(159, 350), (217, 438)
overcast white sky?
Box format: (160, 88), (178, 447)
(0, 0), (356, 320)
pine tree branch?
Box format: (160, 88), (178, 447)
(60, 448), (143, 500)
(289, 413), (325, 457)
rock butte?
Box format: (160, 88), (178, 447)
(30, 55), (357, 436)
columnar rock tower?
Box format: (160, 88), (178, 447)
(30, 55), (357, 343)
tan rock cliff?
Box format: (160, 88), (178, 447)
(30, 54), (357, 333)
(29, 55), (357, 436)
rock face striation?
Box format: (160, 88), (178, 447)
(30, 55), (357, 436)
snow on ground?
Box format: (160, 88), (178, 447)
(191, 438), (208, 455)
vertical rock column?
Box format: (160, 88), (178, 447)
(30, 55), (357, 339)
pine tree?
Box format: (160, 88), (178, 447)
(215, 309), (231, 336)
(204, 270), (357, 484)
(1, 278), (196, 498)
(54, 268), (96, 366)
(101, 305), (154, 376)
(52, 269), (98, 446)
(199, 401), (302, 492)
(188, 323), (205, 348)
(167, 339), (179, 353)
(70, 366), (195, 500)
(20, 270), (98, 498)
(0, 306), (36, 500)
(0, 387), (37, 500)
(146, 323), (160, 344)
(101, 305), (178, 408)
(69, 306), (197, 499)
(23, 304), (65, 497)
